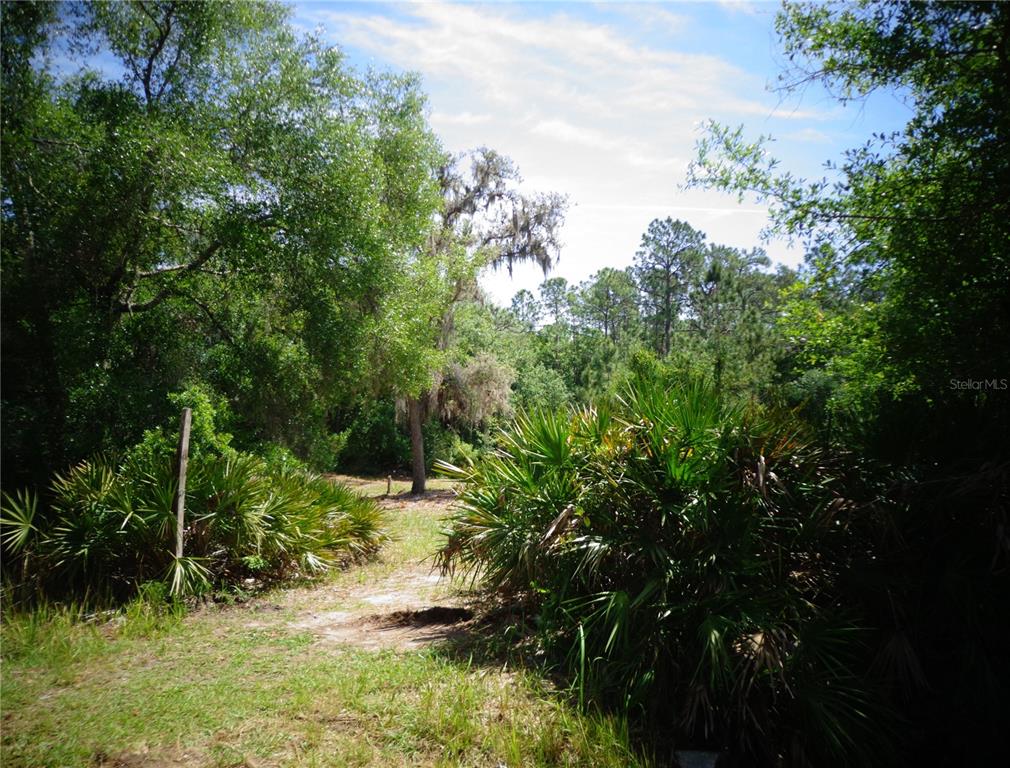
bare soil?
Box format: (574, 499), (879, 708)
(282, 491), (475, 652)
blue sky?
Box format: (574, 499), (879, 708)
(292, 0), (910, 305)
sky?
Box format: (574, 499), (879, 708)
(41, 1), (911, 306)
(292, 0), (910, 305)
(288, 1), (909, 305)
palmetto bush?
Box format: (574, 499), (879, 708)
(437, 377), (893, 766)
(2, 452), (386, 602)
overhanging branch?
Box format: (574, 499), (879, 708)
(116, 240), (222, 313)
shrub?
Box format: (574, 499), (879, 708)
(125, 383), (236, 468)
(259, 443), (310, 474)
(338, 399), (411, 473)
(423, 419), (456, 471)
(1, 450), (387, 604)
(448, 434), (479, 467)
(437, 376), (893, 766)
(305, 428), (350, 472)
(512, 362), (571, 414)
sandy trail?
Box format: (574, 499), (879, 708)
(261, 489), (475, 651)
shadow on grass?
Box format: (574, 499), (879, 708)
(424, 593), (679, 767)
(384, 488), (457, 503)
(427, 592), (551, 671)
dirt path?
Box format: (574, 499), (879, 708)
(254, 487), (476, 652)
(3, 480), (649, 767)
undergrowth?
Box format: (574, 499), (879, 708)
(1, 453), (387, 605)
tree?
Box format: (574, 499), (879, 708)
(690, 2), (1010, 760)
(1, 0), (442, 485)
(538, 276), (572, 325)
(633, 218), (705, 357)
(460, 295), (570, 415)
(532, 277), (575, 380)
(393, 149), (566, 493)
(572, 267), (639, 345)
(509, 288), (541, 330)
(690, 1), (1010, 451)
(685, 245), (787, 392)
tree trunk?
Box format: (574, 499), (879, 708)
(663, 271), (672, 357)
(408, 396), (426, 495)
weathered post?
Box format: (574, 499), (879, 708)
(174, 407), (192, 559)
(387, 475), (392, 496)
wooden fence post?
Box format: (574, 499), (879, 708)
(174, 407), (192, 559)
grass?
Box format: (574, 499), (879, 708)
(329, 473), (457, 498)
(0, 478), (648, 768)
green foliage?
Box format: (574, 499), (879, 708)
(571, 267), (640, 345)
(684, 4), (1010, 761)
(126, 383), (237, 470)
(170, 385), (234, 456)
(420, 420), (454, 472)
(447, 434), (480, 467)
(690, 2), (1010, 459)
(0, 488), (39, 556)
(338, 399), (411, 473)
(438, 375), (894, 765)
(504, 231), (792, 409)
(774, 271), (909, 438)
(634, 218), (705, 357)
(258, 443), (310, 475)
(419, 422), (479, 470)
(1, 450), (387, 604)
(373, 147), (567, 492)
(452, 299), (572, 414)
(513, 363), (572, 414)
(1, 0), (442, 487)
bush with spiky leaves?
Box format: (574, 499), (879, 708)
(437, 376), (893, 766)
(2, 453), (387, 603)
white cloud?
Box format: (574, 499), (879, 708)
(530, 119), (621, 151)
(716, 0), (765, 17)
(431, 111), (492, 127)
(783, 127), (833, 143)
(605, 3), (690, 36)
(764, 101), (838, 121)
(296, 1), (813, 303)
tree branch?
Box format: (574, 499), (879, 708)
(141, 2), (175, 106)
(175, 287), (237, 347)
(117, 239), (222, 313)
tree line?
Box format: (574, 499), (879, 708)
(1, 1), (564, 494)
(507, 219), (795, 404)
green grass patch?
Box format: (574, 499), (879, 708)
(2, 610), (644, 767)
(1, 477), (647, 768)
(329, 474), (457, 498)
